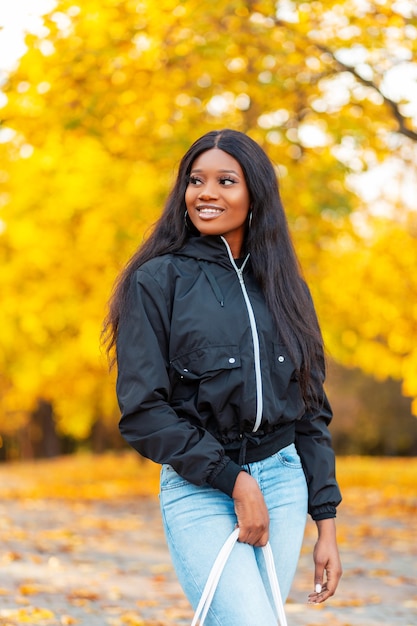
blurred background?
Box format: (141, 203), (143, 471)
(1, 0), (417, 461)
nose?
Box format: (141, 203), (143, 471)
(198, 181), (218, 200)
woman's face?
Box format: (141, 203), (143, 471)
(185, 148), (251, 258)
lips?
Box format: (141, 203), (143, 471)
(196, 204), (224, 219)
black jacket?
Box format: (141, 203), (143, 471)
(116, 235), (342, 520)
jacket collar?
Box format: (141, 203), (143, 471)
(177, 235), (249, 270)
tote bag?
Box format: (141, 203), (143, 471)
(191, 528), (288, 626)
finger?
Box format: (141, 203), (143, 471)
(309, 573), (340, 604)
(323, 571), (340, 598)
(307, 583), (329, 604)
(254, 530), (269, 547)
(322, 558), (343, 599)
(238, 527), (269, 546)
(313, 562), (325, 592)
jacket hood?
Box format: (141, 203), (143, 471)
(177, 235), (249, 270)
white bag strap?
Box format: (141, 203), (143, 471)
(191, 528), (239, 626)
(262, 540), (288, 626)
(191, 528), (288, 626)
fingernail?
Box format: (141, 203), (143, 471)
(315, 583), (322, 593)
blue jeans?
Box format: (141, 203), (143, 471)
(159, 443), (308, 626)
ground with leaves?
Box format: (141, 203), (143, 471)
(1, 454), (416, 626)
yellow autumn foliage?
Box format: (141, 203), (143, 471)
(0, 0), (416, 444)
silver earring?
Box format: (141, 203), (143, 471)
(184, 209), (190, 230)
(248, 211), (253, 228)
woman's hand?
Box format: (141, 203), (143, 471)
(232, 471), (269, 547)
(308, 518), (342, 604)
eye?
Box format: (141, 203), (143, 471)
(219, 177), (237, 186)
(188, 175), (203, 186)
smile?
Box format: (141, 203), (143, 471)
(196, 205), (224, 219)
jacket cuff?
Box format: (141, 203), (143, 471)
(310, 505), (337, 521)
(208, 458), (243, 497)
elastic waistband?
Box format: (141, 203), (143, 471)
(224, 422), (295, 466)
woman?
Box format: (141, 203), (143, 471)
(105, 129), (342, 625)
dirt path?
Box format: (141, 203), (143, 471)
(1, 493), (416, 625)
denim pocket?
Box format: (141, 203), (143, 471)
(274, 443), (303, 469)
(160, 464), (190, 491)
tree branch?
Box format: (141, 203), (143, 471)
(272, 16), (417, 143)
(316, 43), (417, 143)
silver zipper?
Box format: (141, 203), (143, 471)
(221, 237), (263, 432)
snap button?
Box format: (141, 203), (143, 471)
(228, 357), (236, 364)
(278, 356), (285, 362)
(183, 368), (189, 372)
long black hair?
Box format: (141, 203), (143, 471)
(103, 129), (324, 404)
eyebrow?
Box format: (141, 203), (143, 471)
(190, 168), (240, 175)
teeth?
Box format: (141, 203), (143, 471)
(199, 208), (222, 214)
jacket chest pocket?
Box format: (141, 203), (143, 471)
(170, 344), (241, 382)
(272, 343), (299, 396)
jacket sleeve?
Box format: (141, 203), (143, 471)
(295, 358), (342, 521)
(116, 268), (242, 496)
